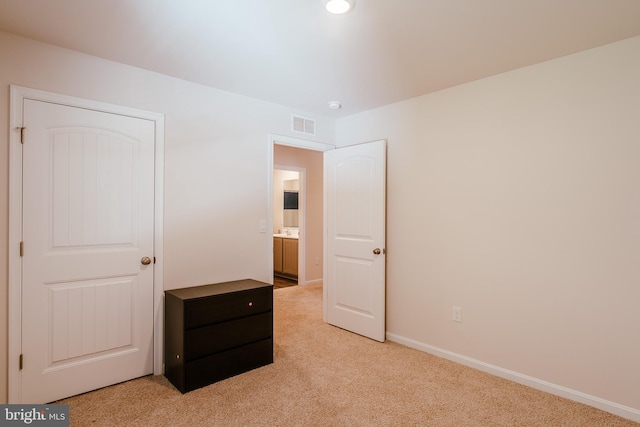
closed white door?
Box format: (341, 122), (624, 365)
(21, 99), (155, 403)
(324, 140), (386, 342)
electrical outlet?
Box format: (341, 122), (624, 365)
(452, 306), (462, 323)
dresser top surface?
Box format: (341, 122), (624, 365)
(165, 279), (272, 300)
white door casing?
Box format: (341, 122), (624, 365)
(9, 86), (165, 403)
(324, 140), (387, 342)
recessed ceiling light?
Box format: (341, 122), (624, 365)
(328, 101), (342, 110)
(326, 0), (355, 15)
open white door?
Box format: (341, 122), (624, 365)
(324, 140), (386, 342)
(20, 99), (155, 403)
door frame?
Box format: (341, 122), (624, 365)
(267, 134), (334, 287)
(8, 85), (165, 403)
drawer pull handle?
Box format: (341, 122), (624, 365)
(248, 302), (253, 307)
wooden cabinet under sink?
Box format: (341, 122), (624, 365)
(273, 237), (298, 279)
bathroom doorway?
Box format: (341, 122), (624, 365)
(273, 168), (301, 288)
(270, 136), (329, 288)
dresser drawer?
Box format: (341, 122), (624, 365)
(184, 338), (273, 392)
(184, 312), (272, 360)
(184, 287), (272, 329)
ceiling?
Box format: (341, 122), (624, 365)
(1, 0), (640, 117)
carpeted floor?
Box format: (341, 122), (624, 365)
(57, 283), (638, 426)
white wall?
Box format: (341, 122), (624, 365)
(0, 31), (334, 403)
(336, 36), (640, 417)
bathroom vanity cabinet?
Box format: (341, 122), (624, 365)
(164, 279), (273, 393)
(273, 236), (298, 278)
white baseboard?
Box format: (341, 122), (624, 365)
(303, 279), (322, 286)
(386, 332), (640, 423)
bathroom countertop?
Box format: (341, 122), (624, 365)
(273, 233), (298, 239)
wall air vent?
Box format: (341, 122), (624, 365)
(292, 115), (316, 135)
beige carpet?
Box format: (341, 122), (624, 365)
(57, 283), (637, 426)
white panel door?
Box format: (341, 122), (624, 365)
(324, 140), (386, 342)
(21, 99), (155, 403)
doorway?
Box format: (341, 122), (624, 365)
(268, 134), (387, 341)
(269, 135), (333, 289)
(273, 168), (301, 288)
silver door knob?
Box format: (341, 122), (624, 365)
(373, 248), (381, 255)
(141, 256), (152, 265)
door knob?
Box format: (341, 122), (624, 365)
(373, 248), (381, 255)
(141, 256), (152, 265)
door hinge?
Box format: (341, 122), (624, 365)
(19, 354), (23, 370)
(19, 127), (25, 144)
(19, 241), (24, 257)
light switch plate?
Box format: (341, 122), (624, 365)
(452, 306), (462, 323)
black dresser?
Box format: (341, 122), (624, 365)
(164, 279), (273, 393)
